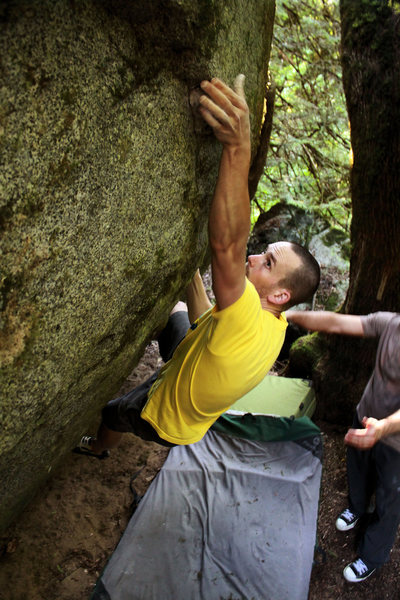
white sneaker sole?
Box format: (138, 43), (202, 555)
(343, 564), (376, 582)
(335, 517), (359, 531)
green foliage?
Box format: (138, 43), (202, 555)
(253, 0), (351, 232)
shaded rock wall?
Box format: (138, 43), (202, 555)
(0, 0), (275, 531)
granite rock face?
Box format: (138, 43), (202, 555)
(0, 0), (275, 530)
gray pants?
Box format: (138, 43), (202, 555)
(347, 414), (400, 568)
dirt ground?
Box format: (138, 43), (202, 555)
(0, 342), (399, 600)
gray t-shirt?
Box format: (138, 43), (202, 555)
(359, 312), (400, 452)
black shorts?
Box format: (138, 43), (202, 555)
(102, 310), (190, 446)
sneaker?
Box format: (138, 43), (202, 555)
(343, 557), (376, 582)
(336, 508), (359, 531)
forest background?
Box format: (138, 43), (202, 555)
(253, 0), (351, 235)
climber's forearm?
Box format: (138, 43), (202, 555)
(186, 269), (212, 323)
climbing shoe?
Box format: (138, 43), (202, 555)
(73, 436), (110, 459)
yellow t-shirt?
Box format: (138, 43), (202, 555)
(141, 279), (287, 445)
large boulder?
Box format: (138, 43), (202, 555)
(0, 0), (275, 531)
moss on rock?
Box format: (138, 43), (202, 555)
(288, 332), (324, 380)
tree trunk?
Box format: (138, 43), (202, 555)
(248, 78), (276, 201)
(289, 1), (400, 423)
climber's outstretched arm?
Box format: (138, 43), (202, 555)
(198, 75), (251, 312)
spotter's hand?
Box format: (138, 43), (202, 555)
(197, 75), (250, 150)
(344, 416), (385, 449)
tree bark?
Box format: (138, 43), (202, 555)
(289, 1), (400, 423)
(248, 78), (276, 201)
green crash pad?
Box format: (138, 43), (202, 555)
(229, 375), (316, 419)
(212, 376), (319, 444)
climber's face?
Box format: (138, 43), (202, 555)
(246, 242), (301, 307)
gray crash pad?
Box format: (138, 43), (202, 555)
(92, 427), (322, 600)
